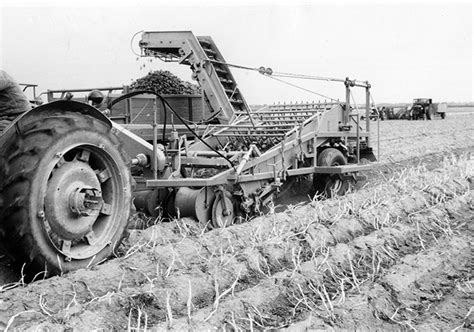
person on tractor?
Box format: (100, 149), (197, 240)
(87, 89), (110, 116)
(0, 70), (31, 134)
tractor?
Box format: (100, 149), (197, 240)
(0, 31), (378, 276)
(409, 98), (447, 120)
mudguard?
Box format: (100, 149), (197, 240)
(0, 100), (111, 146)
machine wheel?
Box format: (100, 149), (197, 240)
(440, 112), (446, 119)
(0, 110), (132, 276)
(278, 176), (297, 197)
(211, 192), (235, 228)
(313, 148), (349, 198)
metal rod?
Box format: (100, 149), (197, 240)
(46, 86), (123, 93)
(210, 124), (296, 128)
(263, 109), (327, 113)
(180, 150), (242, 157)
(212, 128), (292, 133)
(220, 127), (292, 132)
(235, 145), (255, 175)
(152, 98), (158, 179)
(345, 80), (351, 126)
(213, 133), (285, 137)
(356, 113), (360, 163)
(366, 86), (370, 147)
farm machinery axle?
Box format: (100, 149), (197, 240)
(0, 31), (377, 276)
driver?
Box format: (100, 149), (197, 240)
(0, 70), (31, 134)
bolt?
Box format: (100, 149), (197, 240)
(55, 152), (62, 158)
(37, 210), (45, 218)
(99, 144), (105, 149)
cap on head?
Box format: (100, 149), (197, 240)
(87, 90), (104, 105)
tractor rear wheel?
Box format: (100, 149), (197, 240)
(313, 148), (349, 198)
(0, 109), (132, 276)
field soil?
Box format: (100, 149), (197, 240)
(0, 114), (473, 331)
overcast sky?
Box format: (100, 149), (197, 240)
(0, 1), (472, 104)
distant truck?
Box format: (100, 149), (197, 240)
(408, 98), (446, 120)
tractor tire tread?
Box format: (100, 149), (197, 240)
(0, 109), (130, 275)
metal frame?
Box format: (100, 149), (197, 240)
(127, 31), (378, 215)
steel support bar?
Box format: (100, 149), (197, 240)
(213, 133), (285, 137)
(180, 156), (229, 167)
(315, 132), (369, 138)
(210, 124), (296, 128)
(366, 86), (371, 147)
(46, 87), (123, 94)
(212, 128), (294, 133)
(146, 173), (229, 187)
(231, 171), (275, 182)
(147, 164), (374, 188)
(356, 113), (360, 163)
(313, 164), (373, 174)
(345, 82), (351, 126)
(286, 167), (318, 177)
(181, 150), (242, 157)
(259, 110), (325, 114)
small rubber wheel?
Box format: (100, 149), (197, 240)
(314, 148), (349, 198)
(211, 192), (235, 228)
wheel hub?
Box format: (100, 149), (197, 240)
(68, 187), (102, 216)
(44, 160), (102, 240)
(212, 195), (234, 228)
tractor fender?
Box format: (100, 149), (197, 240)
(1, 100), (111, 142)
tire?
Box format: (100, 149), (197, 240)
(0, 109), (132, 276)
(313, 148), (349, 198)
(440, 112), (446, 119)
(0, 115), (18, 135)
(211, 191), (235, 228)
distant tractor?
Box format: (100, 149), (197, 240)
(409, 98), (446, 120)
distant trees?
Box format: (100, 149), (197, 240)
(130, 70), (200, 95)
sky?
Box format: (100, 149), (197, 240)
(0, 0), (472, 105)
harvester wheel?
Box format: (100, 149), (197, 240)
(0, 109), (131, 276)
(211, 192), (235, 228)
(314, 148), (349, 198)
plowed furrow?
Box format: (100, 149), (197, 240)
(0, 145), (472, 331)
(153, 192), (472, 330)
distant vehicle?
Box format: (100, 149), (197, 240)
(409, 98), (446, 120)
(359, 107), (381, 121)
(378, 106), (409, 120)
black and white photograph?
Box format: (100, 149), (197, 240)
(0, 0), (472, 330)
